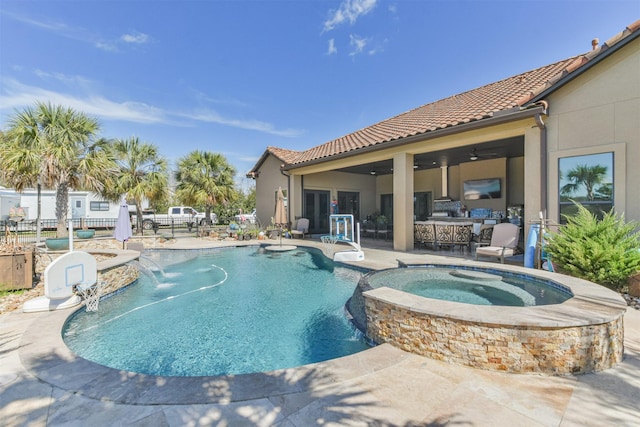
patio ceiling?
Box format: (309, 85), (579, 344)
(336, 136), (524, 176)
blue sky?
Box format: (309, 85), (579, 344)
(1, 0), (638, 188)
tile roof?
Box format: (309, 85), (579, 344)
(266, 20), (640, 169)
(266, 146), (301, 164)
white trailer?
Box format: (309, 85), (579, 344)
(0, 188), (134, 228)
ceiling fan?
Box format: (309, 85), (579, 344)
(469, 148), (499, 161)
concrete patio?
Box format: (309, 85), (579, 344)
(1, 238), (638, 426)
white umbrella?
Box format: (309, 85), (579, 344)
(113, 197), (133, 249)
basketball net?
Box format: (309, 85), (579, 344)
(77, 281), (105, 312)
(321, 235), (339, 257)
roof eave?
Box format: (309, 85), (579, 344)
(246, 149), (276, 177)
(283, 105), (545, 171)
(247, 147), (299, 177)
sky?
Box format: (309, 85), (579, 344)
(1, 0), (638, 190)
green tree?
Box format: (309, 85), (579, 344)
(560, 164), (608, 201)
(175, 151), (236, 224)
(108, 137), (169, 232)
(241, 185), (256, 213)
(545, 202), (640, 290)
(0, 103), (115, 236)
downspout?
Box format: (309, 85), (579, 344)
(533, 100), (549, 218)
(280, 166), (291, 227)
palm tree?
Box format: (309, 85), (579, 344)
(1, 103), (116, 237)
(560, 164), (609, 201)
(175, 151), (236, 224)
(108, 137), (168, 232)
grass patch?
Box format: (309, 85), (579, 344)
(0, 288), (27, 298)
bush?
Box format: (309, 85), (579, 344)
(545, 202), (640, 290)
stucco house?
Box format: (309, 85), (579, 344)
(248, 20), (640, 252)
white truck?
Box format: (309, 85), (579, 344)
(137, 206), (216, 231)
(235, 209), (257, 224)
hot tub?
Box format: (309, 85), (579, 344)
(346, 262), (627, 375)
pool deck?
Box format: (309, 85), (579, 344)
(1, 237), (639, 426)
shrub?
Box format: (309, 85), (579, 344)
(545, 202), (640, 290)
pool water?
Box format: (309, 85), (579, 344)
(63, 246), (370, 377)
(366, 268), (572, 306)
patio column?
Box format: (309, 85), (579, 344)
(393, 153), (414, 251)
(524, 125), (543, 241)
(289, 173), (302, 224)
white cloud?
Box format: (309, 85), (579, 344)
(121, 32), (149, 44)
(95, 41), (118, 52)
(2, 11), (147, 52)
(323, 0), (377, 32)
(188, 87), (248, 108)
(33, 70), (93, 88)
(189, 109), (303, 138)
(1, 11), (69, 32)
(327, 39), (338, 55)
(349, 34), (368, 56)
(0, 78), (167, 124)
(0, 77), (303, 137)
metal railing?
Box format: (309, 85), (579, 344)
(1, 217), (261, 245)
(1, 220), (56, 245)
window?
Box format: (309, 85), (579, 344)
(337, 191), (359, 221)
(559, 152), (613, 222)
(90, 201), (110, 211)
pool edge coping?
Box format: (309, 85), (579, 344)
(19, 306), (410, 405)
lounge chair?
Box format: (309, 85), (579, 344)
(475, 222), (520, 263)
(291, 218), (309, 239)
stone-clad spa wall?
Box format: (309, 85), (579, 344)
(363, 294), (624, 375)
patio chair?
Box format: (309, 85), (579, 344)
(291, 218), (309, 239)
(472, 224), (494, 245)
(475, 222), (520, 263)
(414, 221), (436, 249)
(376, 224), (392, 240)
(362, 220), (377, 238)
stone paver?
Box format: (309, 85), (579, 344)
(1, 237), (639, 426)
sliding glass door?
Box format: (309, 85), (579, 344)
(303, 190), (330, 234)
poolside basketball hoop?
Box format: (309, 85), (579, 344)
(321, 234), (339, 257)
(76, 281), (105, 312)
(324, 214), (365, 262)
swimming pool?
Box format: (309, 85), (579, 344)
(63, 246), (370, 377)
